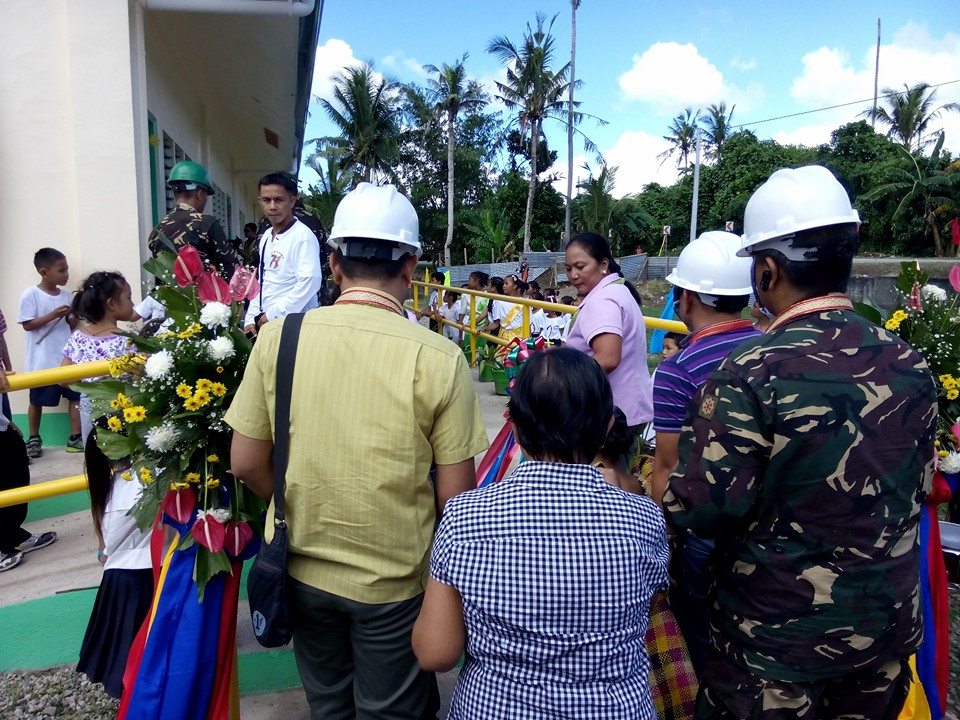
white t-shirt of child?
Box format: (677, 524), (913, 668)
(530, 309), (545, 336)
(541, 314), (566, 342)
(135, 295), (166, 322)
(438, 302), (462, 341)
(17, 286), (73, 372)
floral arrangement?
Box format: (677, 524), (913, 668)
(866, 262), (960, 472)
(82, 246), (262, 596)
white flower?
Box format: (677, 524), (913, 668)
(207, 336), (236, 362)
(941, 451), (960, 475)
(144, 423), (179, 453)
(196, 508), (232, 523)
(199, 302), (232, 329)
(921, 284), (947, 302)
(144, 350), (174, 379)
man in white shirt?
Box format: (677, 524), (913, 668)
(244, 172), (323, 335)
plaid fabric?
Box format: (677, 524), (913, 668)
(433, 461), (669, 719)
(646, 592), (698, 720)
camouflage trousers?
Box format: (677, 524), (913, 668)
(694, 654), (911, 720)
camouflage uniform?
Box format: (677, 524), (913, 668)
(147, 202), (239, 278)
(663, 294), (937, 719)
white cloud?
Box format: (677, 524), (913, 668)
(789, 23), (960, 150)
(730, 54), (757, 72)
(545, 154), (590, 197)
(604, 130), (680, 197)
(311, 39), (367, 104)
(618, 42), (763, 114)
(382, 50), (428, 80)
(772, 124), (834, 148)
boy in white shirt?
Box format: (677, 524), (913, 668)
(17, 248), (81, 457)
(244, 172), (323, 335)
(438, 290), (464, 344)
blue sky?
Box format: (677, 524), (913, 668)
(304, 0), (960, 196)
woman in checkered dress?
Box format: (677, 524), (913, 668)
(413, 349), (670, 719)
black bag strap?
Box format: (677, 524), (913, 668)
(272, 313), (304, 524)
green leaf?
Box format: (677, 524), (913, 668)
(97, 428), (134, 460)
(143, 251), (176, 285)
(192, 547), (233, 602)
(852, 301), (883, 326)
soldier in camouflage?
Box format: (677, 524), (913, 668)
(147, 161), (239, 278)
(664, 166), (937, 719)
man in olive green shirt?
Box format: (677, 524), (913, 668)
(228, 183), (488, 719)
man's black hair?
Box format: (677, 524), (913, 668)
(334, 248), (409, 282)
(431, 271), (445, 283)
(756, 223), (858, 296)
(507, 348), (613, 464)
(664, 331), (687, 344)
(258, 172), (298, 194)
(34, 247), (66, 269)
(244, 222), (258, 233)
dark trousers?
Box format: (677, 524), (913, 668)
(0, 425), (31, 553)
(289, 578), (439, 720)
(695, 654), (911, 720)
(669, 532), (715, 679)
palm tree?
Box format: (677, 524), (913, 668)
(866, 132), (960, 256)
(701, 102), (735, 161)
(319, 63), (400, 183)
(303, 144), (351, 227)
(565, 0), (582, 245)
(862, 82), (960, 152)
(575, 163), (653, 253)
(658, 108), (700, 172)
(423, 55), (487, 266)
(489, 14), (571, 254)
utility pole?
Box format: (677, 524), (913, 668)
(689, 127), (702, 243)
(872, 19), (881, 129)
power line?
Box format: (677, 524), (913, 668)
(732, 78), (960, 129)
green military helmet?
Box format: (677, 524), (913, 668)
(168, 161), (215, 194)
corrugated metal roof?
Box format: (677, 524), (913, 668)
(446, 263), (551, 286)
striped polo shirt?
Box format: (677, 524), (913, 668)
(653, 320), (760, 434)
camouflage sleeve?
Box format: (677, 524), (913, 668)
(663, 368), (773, 537)
(207, 220), (239, 278)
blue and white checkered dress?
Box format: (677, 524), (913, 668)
(431, 461), (669, 719)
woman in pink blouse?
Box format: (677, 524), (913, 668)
(563, 232), (654, 435)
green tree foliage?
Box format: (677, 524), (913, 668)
(317, 63), (400, 183)
(572, 164), (653, 255)
(862, 82), (960, 152)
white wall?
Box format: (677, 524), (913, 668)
(0, 0), (143, 416)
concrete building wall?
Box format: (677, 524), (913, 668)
(0, 0), (143, 423)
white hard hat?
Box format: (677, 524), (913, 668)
(738, 165), (860, 260)
(666, 231), (753, 296)
(328, 183), (421, 260)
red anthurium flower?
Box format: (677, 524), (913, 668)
(952, 422), (960, 445)
(197, 270), (231, 304)
(223, 520), (254, 558)
(949, 266), (960, 294)
(191, 510), (228, 553)
(228, 265), (260, 302)
(173, 244), (204, 287)
(162, 486), (196, 525)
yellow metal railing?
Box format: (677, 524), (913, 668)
(0, 361), (113, 508)
(412, 281), (687, 365)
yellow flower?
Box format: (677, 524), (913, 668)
(117, 393), (132, 408)
(205, 476), (221, 489)
(196, 378), (213, 391)
(206, 454), (219, 463)
(939, 374), (953, 384)
(170, 481), (190, 490)
(945, 377), (958, 391)
(183, 396), (201, 411)
(948, 388), (959, 401)
(939, 450), (950, 458)
(185, 472), (201, 484)
(176, 383), (193, 398)
(109, 399), (121, 410)
(210, 383), (227, 397)
(123, 406), (146, 423)
(120, 471), (133, 481)
(139, 467), (154, 484)
(177, 322), (202, 339)
(216, 366), (224, 374)
(107, 416), (122, 432)
(193, 390), (211, 407)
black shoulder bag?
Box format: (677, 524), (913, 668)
(247, 312), (303, 648)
